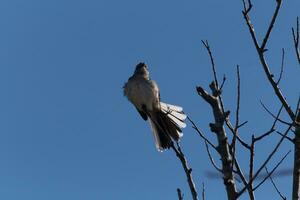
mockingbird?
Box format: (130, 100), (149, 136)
(124, 62), (186, 151)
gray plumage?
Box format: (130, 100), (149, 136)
(124, 63), (186, 151)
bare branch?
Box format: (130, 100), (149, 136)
(201, 41), (227, 117)
(233, 65), (241, 139)
(187, 116), (218, 150)
(254, 129), (275, 142)
(177, 188), (184, 200)
(292, 17), (300, 64)
(276, 131), (294, 143)
(254, 104), (283, 141)
(276, 48), (285, 85)
(201, 40), (220, 91)
(202, 183), (206, 200)
(233, 157), (255, 199)
(237, 125), (293, 198)
(227, 120), (251, 149)
(260, 101), (291, 126)
(265, 167), (287, 200)
(295, 95), (300, 116)
(205, 141), (222, 173)
(292, 113), (300, 199)
(233, 158), (248, 187)
(260, 0), (282, 50)
(242, 0), (253, 14)
(242, 0), (296, 121)
(248, 135), (255, 199)
(253, 150), (291, 191)
(220, 75), (226, 91)
(237, 121), (248, 129)
(196, 83), (238, 199)
(242, 2), (260, 51)
(231, 65), (241, 174)
(171, 142), (199, 200)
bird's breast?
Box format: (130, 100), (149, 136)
(125, 78), (159, 111)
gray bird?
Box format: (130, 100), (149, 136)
(124, 63), (186, 151)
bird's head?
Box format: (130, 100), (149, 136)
(134, 62), (149, 78)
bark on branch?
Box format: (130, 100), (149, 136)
(196, 83), (237, 200)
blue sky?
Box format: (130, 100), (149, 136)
(0, 0), (299, 199)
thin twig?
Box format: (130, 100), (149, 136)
(233, 65), (241, 140)
(231, 65), (241, 171)
(220, 75), (226, 91)
(253, 150), (291, 191)
(254, 105), (283, 141)
(236, 125), (293, 198)
(276, 131), (294, 143)
(260, 0), (282, 50)
(227, 120), (251, 149)
(242, 0), (253, 14)
(233, 157), (257, 199)
(177, 188), (184, 200)
(260, 101), (291, 126)
(254, 129), (275, 142)
(295, 95), (300, 117)
(265, 167), (287, 200)
(187, 116), (218, 150)
(242, 0), (295, 121)
(292, 112), (300, 199)
(171, 142), (198, 200)
(204, 141), (222, 173)
(201, 41), (227, 117)
(248, 135), (255, 198)
(237, 121), (248, 129)
(276, 48), (285, 85)
(202, 183), (205, 200)
(234, 63), (241, 133)
(201, 40), (219, 90)
(292, 17), (300, 64)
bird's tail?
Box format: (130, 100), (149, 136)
(148, 102), (187, 151)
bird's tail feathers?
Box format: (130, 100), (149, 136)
(149, 118), (171, 151)
(148, 103), (187, 151)
(160, 102), (187, 130)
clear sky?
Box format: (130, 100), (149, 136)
(0, 0), (299, 199)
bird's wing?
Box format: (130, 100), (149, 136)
(136, 108), (148, 120)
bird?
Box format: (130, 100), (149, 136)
(123, 62), (187, 151)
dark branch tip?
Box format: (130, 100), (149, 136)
(196, 86), (204, 94)
(224, 110), (231, 119)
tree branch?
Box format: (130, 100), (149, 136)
(260, 0), (282, 50)
(292, 112), (300, 200)
(204, 140), (222, 173)
(202, 183), (206, 200)
(177, 188), (184, 200)
(260, 101), (291, 126)
(253, 150), (291, 191)
(242, 0), (296, 121)
(196, 83), (237, 200)
(276, 48), (285, 85)
(171, 142), (199, 200)
(187, 116), (218, 150)
(265, 167), (287, 200)
(292, 17), (300, 64)
(236, 124), (293, 198)
(231, 65), (241, 164)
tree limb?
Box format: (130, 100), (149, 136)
(292, 17), (300, 64)
(177, 188), (184, 200)
(171, 142), (199, 200)
(265, 167), (287, 200)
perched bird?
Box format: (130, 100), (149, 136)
(124, 62), (187, 151)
